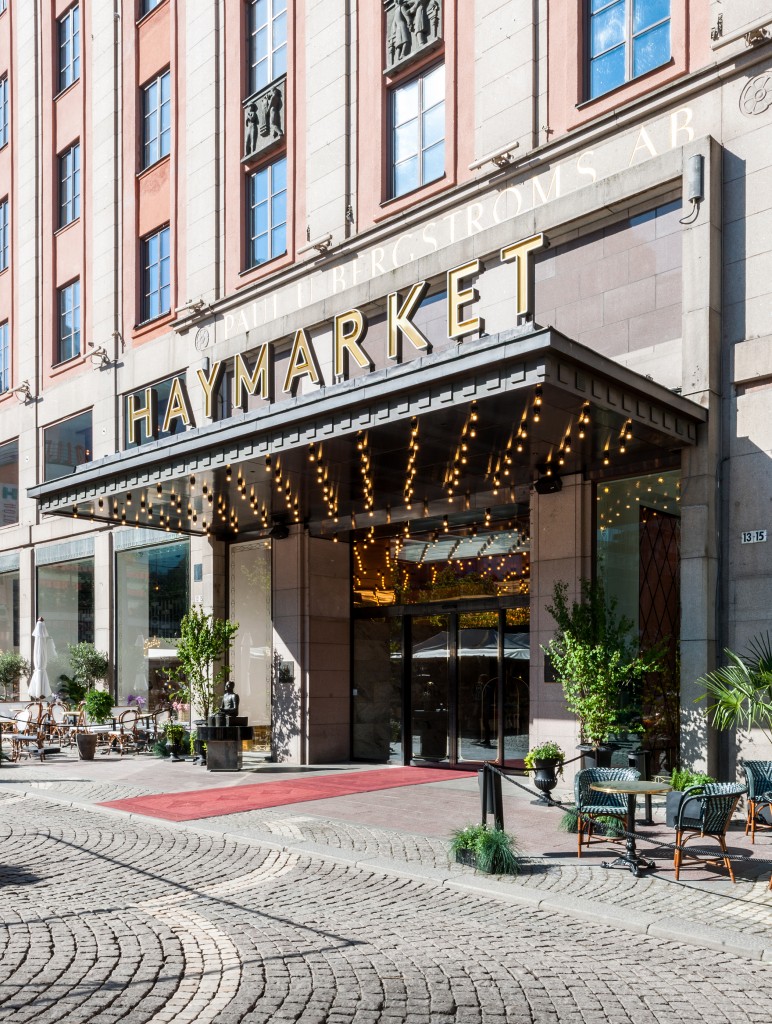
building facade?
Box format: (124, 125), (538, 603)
(1, 1), (770, 776)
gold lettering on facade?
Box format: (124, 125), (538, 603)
(628, 126), (658, 165)
(196, 361), (223, 420)
(447, 260), (483, 339)
(283, 329), (321, 394)
(334, 310), (371, 378)
(234, 347), (272, 407)
(500, 234), (547, 317)
(161, 377), (193, 434)
(127, 388), (155, 445)
(387, 282), (430, 360)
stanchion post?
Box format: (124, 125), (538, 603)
(478, 763), (504, 830)
(628, 750), (653, 824)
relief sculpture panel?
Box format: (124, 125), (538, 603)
(243, 76), (286, 162)
(384, 0), (442, 74)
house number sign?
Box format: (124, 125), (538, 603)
(741, 530), (767, 544)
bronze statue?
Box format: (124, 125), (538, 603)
(219, 681), (240, 719)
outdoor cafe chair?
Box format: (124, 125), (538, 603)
(740, 760), (772, 844)
(105, 709), (140, 756)
(43, 699), (72, 746)
(673, 782), (746, 882)
(574, 766), (640, 857)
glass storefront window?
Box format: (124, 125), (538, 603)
(0, 438), (18, 526)
(352, 616), (403, 763)
(230, 540), (272, 750)
(116, 540), (189, 707)
(0, 568), (19, 697)
(43, 410), (92, 481)
(37, 558), (95, 690)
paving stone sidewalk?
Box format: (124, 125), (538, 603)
(2, 754), (772, 961)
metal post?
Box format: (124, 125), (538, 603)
(478, 763), (504, 830)
(628, 750), (653, 825)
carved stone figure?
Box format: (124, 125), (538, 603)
(219, 681), (240, 719)
(427, 0), (440, 37)
(384, 0), (442, 72)
(244, 102), (260, 157)
(266, 86), (283, 138)
(393, 1), (412, 60)
(408, 0), (429, 46)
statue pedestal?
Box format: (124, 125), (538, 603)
(198, 721), (253, 772)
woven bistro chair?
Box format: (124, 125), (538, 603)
(673, 782), (746, 882)
(43, 699), (72, 746)
(574, 766), (640, 857)
(105, 709), (140, 756)
(740, 760), (772, 844)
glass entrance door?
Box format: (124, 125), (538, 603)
(410, 615), (450, 763)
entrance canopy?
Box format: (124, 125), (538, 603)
(30, 325), (706, 539)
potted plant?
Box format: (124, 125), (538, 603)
(166, 607), (239, 721)
(67, 642), (110, 691)
(0, 650), (30, 701)
(450, 823), (519, 875)
(524, 741), (565, 800)
(696, 632), (772, 743)
(75, 689), (113, 760)
(665, 767), (716, 827)
(163, 722), (189, 762)
(543, 579), (664, 766)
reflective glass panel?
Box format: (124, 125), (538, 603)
(411, 616), (449, 763)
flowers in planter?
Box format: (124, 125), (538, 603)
(523, 741), (566, 776)
(127, 694), (146, 710)
(450, 823), (520, 875)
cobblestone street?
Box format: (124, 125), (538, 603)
(2, 781), (772, 1024)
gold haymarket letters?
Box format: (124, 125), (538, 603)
(334, 310), (371, 378)
(387, 281), (430, 360)
(161, 377), (193, 434)
(127, 388), (156, 445)
(234, 347), (272, 407)
(447, 260), (483, 340)
(196, 361), (223, 420)
(283, 329), (321, 395)
(500, 233), (546, 318)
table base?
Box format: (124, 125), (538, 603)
(601, 853), (657, 878)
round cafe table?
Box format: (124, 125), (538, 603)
(590, 779), (672, 877)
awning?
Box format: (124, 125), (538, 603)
(29, 324), (706, 539)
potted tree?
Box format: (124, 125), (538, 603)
(0, 651), (30, 701)
(543, 579), (663, 767)
(166, 607), (239, 722)
(524, 741), (565, 800)
(77, 688), (114, 760)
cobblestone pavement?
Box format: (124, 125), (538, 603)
(2, 786), (772, 1023)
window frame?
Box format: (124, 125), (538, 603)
(141, 225), (171, 324)
(0, 321), (8, 396)
(247, 0), (288, 97)
(58, 142), (81, 229)
(0, 198), (8, 273)
(0, 76), (8, 149)
(389, 62), (446, 201)
(141, 68), (171, 170)
(139, 0), (164, 17)
(586, 0), (671, 101)
(57, 279), (81, 364)
(57, 4), (81, 94)
(246, 155), (288, 270)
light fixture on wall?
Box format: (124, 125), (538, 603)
(533, 463), (562, 495)
(89, 343), (112, 368)
(12, 380), (33, 403)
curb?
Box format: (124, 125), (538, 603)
(7, 784), (772, 962)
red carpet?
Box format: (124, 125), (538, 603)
(99, 766), (475, 822)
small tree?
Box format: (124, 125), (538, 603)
(67, 642), (110, 690)
(697, 633), (772, 745)
(544, 578), (663, 746)
(168, 607), (239, 720)
(0, 651), (30, 700)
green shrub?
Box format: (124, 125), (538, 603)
(84, 689), (113, 725)
(670, 767), (715, 790)
(558, 808), (623, 837)
(524, 741), (566, 775)
(450, 823), (519, 875)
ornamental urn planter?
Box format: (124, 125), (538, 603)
(532, 758), (560, 800)
(76, 733), (98, 761)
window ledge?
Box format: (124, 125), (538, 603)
(133, 312), (173, 338)
(54, 79), (80, 103)
(54, 218), (80, 237)
(238, 251), (290, 281)
(576, 59), (675, 110)
(137, 153), (171, 179)
(137, 1), (168, 27)
(50, 353), (85, 378)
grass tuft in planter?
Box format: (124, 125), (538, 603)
(450, 823), (520, 875)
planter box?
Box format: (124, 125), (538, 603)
(455, 849), (477, 868)
(76, 733), (98, 761)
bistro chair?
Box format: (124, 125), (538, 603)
(105, 709), (140, 756)
(673, 782), (745, 882)
(43, 699), (71, 746)
(740, 760), (772, 844)
(574, 766), (640, 857)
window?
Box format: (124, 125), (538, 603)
(248, 0), (287, 95)
(141, 0), (163, 15)
(0, 1), (7, 14)
(58, 5), (80, 93)
(0, 199), (7, 271)
(142, 70), (171, 169)
(57, 280), (81, 363)
(59, 143), (80, 227)
(247, 157), (286, 268)
(43, 411), (92, 482)
(588, 0), (670, 99)
(0, 76), (8, 148)
(390, 64), (445, 199)
(0, 438), (18, 526)
(0, 321), (8, 395)
(141, 226), (171, 322)
(37, 557), (95, 646)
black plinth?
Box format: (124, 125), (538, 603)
(197, 722), (254, 772)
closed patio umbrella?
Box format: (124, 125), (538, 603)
(28, 617), (53, 700)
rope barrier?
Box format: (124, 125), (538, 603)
(479, 761), (772, 869)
